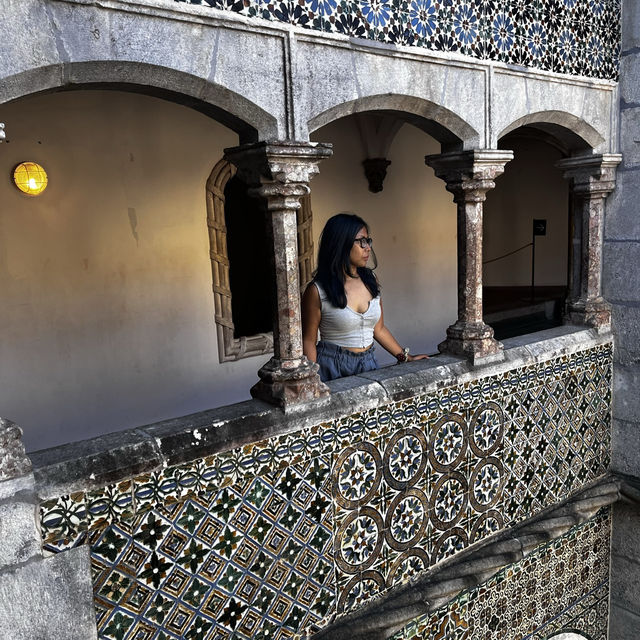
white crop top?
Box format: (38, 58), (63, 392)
(314, 282), (381, 349)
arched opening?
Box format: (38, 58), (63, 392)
(546, 632), (591, 640)
(206, 159), (315, 362)
(309, 110), (460, 362)
(484, 122), (593, 339)
(0, 87), (269, 451)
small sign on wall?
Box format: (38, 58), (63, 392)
(533, 219), (547, 236)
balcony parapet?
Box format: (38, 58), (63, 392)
(32, 324), (609, 499)
(32, 324), (613, 638)
(168, 0), (621, 81)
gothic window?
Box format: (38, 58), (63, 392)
(206, 159), (315, 362)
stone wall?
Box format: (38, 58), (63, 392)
(35, 330), (613, 639)
(604, 1), (640, 637)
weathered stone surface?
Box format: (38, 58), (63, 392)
(0, 546), (97, 640)
(300, 40), (483, 146)
(0, 498), (40, 569)
(620, 54), (640, 107)
(225, 141), (332, 407)
(31, 428), (161, 499)
(612, 502), (640, 566)
(0, 419), (32, 482)
(0, 474), (33, 502)
(613, 364), (640, 422)
(622, 0), (640, 54)
(610, 552), (640, 615)
(603, 241), (640, 303)
(557, 154), (622, 330)
(611, 303), (640, 365)
(609, 604), (640, 640)
(490, 70), (610, 153)
(605, 168), (640, 240)
(619, 108), (640, 169)
(426, 150), (513, 362)
(611, 417), (640, 478)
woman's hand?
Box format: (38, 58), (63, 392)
(407, 354), (429, 361)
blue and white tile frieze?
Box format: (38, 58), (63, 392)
(175, 0), (620, 79)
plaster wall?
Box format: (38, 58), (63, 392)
(0, 90), (265, 452)
(483, 137), (569, 287)
(310, 117), (457, 364)
(604, 0), (640, 636)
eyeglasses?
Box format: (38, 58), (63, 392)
(354, 237), (373, 249)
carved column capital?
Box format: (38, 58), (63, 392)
(0, 418), (32, 482)
(426, 150), (514, 202)
(556, 153), (622, 195)
(556, 154), (621, 331)
(426, 150), (513, 364)
(225, 141), (333, 407)
(225, 140), (332, 189)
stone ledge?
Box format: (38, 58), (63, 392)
(32, 325), (610, 499)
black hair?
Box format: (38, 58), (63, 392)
(314, 212), (380, 308)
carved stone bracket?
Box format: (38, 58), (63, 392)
(0, 418), (32, 482)
(426, 149), (513, 364)
(362, 158), (391, 193)
(225, 140), (333, 407)
(556, 154), (621, 331)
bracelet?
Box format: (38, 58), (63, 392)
(396, 347), (410, 363)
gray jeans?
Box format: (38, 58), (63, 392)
(316, 340), (378, 382)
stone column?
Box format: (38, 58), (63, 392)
(425, 150), (513, 364)
(225, 140), (332, 407)
(556, 154), (622, 331)
(0, 419), (97, 639)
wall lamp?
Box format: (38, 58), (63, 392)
(13, 161), (48, 196)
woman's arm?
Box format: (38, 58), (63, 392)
(373, 300), (429, 361)
(302, 283), (321, 363)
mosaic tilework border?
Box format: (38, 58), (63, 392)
(393, 506), (611, 640)
(174, 0), (621, 80)
(39, 341), (613, 638)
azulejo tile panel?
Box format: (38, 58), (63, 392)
(174, 0), (620, 80)
(39, 342), (613, 638)
(91, 456), (335, 639)
(393, 506), (611, 640)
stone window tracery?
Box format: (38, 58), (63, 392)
(206, 158), (315, 362)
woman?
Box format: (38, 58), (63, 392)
(302, 213), (429, 382)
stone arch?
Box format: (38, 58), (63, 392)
(0, 61), (279, 142)
(308, 94), (480, 151)
(546, 632), (592, 640)
(206, 159), (315, 362)
(498, 111), (604, 154)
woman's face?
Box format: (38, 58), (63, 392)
(349, 226), (371, 271)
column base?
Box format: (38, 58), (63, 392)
(565, 297), (612, 332)
(250, 356), (330, 408)
(438, 321), (504, 365)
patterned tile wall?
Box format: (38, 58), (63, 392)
(392, 505), (611, 640)
(39, 341), (612, 639)
(175, 0), (621, 80)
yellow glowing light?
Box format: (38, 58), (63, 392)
(13, 162), (48, 196)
